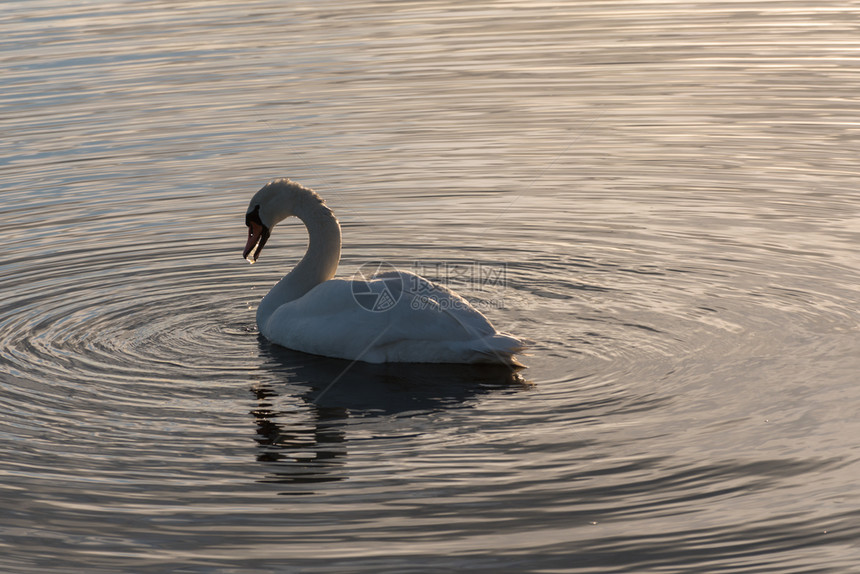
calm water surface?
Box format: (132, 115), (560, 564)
(2, 1), (860, 572)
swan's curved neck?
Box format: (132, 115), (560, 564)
(256, 197), (341, 328)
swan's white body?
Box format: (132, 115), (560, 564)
(244, 179), (525, 365)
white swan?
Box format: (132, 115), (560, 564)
(243, 178), (525, 365)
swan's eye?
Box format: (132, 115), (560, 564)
(245, 205), (263, 228)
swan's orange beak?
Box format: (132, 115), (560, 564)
(244, 221), (270, 263)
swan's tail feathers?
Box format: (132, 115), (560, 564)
(473, 332), (529, 366)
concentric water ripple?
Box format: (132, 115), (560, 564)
(2, 185), (858, 571)
(2, 245), (242, 381)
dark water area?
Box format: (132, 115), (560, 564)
(1, 1), (859, 572)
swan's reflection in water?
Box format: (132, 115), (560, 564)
(250, 339), (529, 493)
(251, 384), (348, 490)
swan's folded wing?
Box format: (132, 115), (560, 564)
(264, 273), (524, 364)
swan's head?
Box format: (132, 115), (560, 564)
(243, 178), (321, 262)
